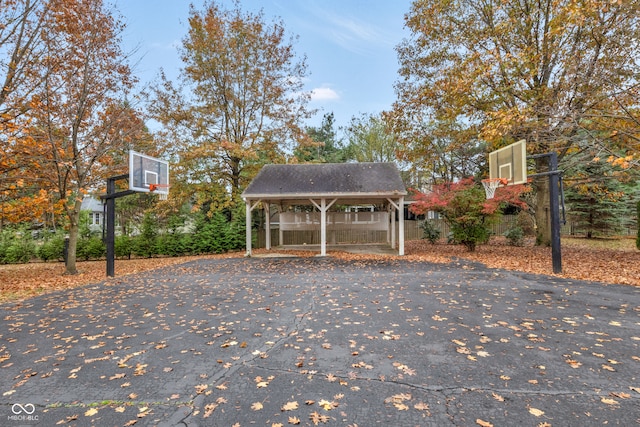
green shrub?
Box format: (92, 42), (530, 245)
(156, 232), (190, 257)
(191, 211), (230, 254)
(0, 229), (12, 264)
(77, 236), (105, 261)
(227, 205), (247, 251)
(0, 229), (36, 264)
(5, 239), (36, 263)
(420, 220), (441, 244)
(38, 234), (65, 262)
(115, 235), (133, 259)
(449, 218), (492, 251)
(504, 226), (525, 246)
(133, 213), (159, 258)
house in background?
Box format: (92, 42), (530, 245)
(80, 196), (104, 233)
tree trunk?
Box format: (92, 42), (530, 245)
(534, 158), (551, 246)
(65, 200), (82, 275)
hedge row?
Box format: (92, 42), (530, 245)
(0, 211), (248, 264)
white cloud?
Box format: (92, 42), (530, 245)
(310, 87), (340, 101)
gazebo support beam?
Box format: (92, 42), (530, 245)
(387, 197), (405, 256)
(245, 199), (262, 257)
(310, 198), (337, 256)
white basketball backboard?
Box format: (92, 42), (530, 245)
(129, 150), (169, 195)
(488, 140), (527, 185)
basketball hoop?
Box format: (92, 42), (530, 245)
(481, 178), (508, 199)
(148, 183), (170, 200)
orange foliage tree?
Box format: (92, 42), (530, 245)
(147, 1), (313, 215)
(23, 0), (143, 274)
(0, 0), (59, 227)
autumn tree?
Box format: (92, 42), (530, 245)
(148, 1), (313, 215)
(410, 178), (529, 251)
(26, 0), (142, 274)
(392, 0), (640, 245)
(0, 0), (56, 227)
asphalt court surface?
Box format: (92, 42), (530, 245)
(1, 256), (639, 426)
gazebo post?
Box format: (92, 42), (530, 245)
(391, 203), (396, 250)
(310, 198), (337, 257)
(264, 202), (271, 250)
(245, 199), (252, 256)
(320, 198), (327, 256)
(245, 199), (261, 256)
(387, 197), (404, 256)
(398, 196), (405, 256)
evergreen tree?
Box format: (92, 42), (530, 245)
(296, 112), (346, 163)
(565, 159), (628, 238)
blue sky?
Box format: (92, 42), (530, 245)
(117, 0), (412, 130)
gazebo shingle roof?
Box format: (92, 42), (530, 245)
(242, 162), (406, 198)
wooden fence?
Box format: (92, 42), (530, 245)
(255, 215), (521, 248)
(254, 215), (638, 248)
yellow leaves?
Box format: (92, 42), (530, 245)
(251, 402), (263, 411)
(528, 407), (545, 417)
(281, 401), (299, 411)
(288, 416), (301, 424)
(384, 393), (412, 411)
(565, 359), (582, 368)
(84, 407), (98, 417)
(309, 411), (330, 425)
(609, 391), (631, 399)
(317, 399), (337, 411)
(491, 392), (505, 402)
(414, 401), (430, 413)
(255, 375), (274, 388)
(606, 154), (635, 169)
(392, 361), (416, 376)
(476, 419), (493, 427)
(195, 384), (208, 394)
(600, 397), (619, 406)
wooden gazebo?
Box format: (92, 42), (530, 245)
(241, 162), (407, 256)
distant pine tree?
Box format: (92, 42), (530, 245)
(565, 159), (627, 238)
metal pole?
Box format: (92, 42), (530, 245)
(528, 153), (563, 274)
(106, 177), (116, 277)
(548, 152), (562, 274)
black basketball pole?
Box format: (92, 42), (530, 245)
(529, 153), (562, 274)
(101, 174), (135, 277)
(105, 177), (116, 277)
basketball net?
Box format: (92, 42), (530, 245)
(148, 183), (169, 200)
(481, 178), (507, 199)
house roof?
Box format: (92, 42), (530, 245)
(81, 197), (103, 212)
(242, 162), (406, 205)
